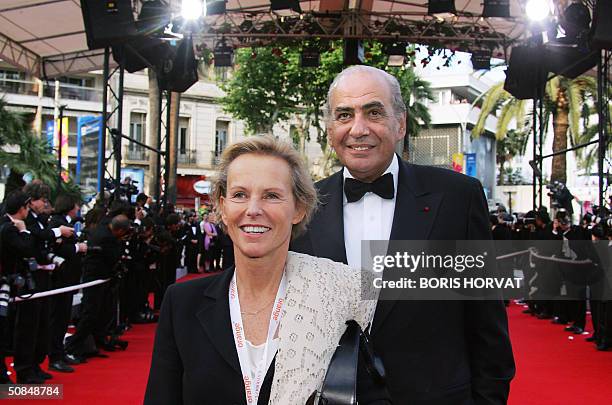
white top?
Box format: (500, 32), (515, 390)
(244, 338), (279, 381)
(342, 154), (399, 269)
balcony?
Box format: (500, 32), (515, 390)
(178, 149), (197, 166)
(0, 78), (103, 103)
(0, 78), (38, 96)
(125, 148), (148, 162)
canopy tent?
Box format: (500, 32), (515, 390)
(0, 0), (544, 78)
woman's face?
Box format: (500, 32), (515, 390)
(220, 153), (305, 262)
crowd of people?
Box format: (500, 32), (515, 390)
(0, 178), (232, 384)
(490, 206), (612, 352)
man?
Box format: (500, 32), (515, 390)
(0, 191), (35, 383)
(47, 194), (88, 372)
(16, 182), (73, 383)
(65, 214), (130, 357)
(182, 212), (202, 274)
(292, 66), (515, 404)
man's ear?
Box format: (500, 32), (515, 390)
(396, 112), (407, 141)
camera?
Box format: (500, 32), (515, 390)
(547, 181), (574, 213)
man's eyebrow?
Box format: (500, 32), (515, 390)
(362, 101), (386, 110)
(333, 106), (354, 114)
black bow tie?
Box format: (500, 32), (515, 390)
(344, 173), (394, 203)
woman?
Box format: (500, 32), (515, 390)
(200, 213), (218, 272)
(145, 137), (383, 405)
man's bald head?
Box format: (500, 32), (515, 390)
(110, 214), (131, 239)
(325, 66), (406, 124)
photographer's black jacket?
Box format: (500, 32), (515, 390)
(83, 224), (121, 282)
(0, 215), (35, 275)
(48, 214), (82, 286)
(25, 211), (56, 265)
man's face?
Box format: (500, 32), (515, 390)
(327, 71), (406, 182)
(29, 197), (49, 215)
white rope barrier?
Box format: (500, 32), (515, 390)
(11, 278), (111, 303)
(495, 249), (531, 260)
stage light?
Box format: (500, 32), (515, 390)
(428, 0), (456, 18)
(300, 47), (320, 68)
(482, 0), (510, 18)
(386, 42), (407, 67)
(343, 39), (365, 66)
(205, 0), (226, 15)
(213, 41), (234, 67)
(525, 0), (551, 22)
(182, 0), (203, 20)
(471, 49), (492, 70)
(560, 2), (591, 40)
(271, 0), (302, 13)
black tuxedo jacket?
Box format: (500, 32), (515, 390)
(291, 159), (515, 405)
(144, 269), (274, 405)
(48, 214), (82, 287)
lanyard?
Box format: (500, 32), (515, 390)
(229, 271), (286, 405)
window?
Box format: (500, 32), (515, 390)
(178, 117), (190, 155)
(0, 69), (25, 93)
(215, 121), (229, 158)
(128, 112), (146, 160)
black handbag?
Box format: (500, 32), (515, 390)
(307, 320), (386, 405)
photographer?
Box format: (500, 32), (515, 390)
(47, 194), (88, 372)
(12, 181), (73, 383)
(65, 214), (130, 358)
(0, 191), (35, 383)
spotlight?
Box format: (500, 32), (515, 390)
(213, 41), (234, 67)
(385, 42), (407, 67)
(300, 47), (320, 68)
(525, 0), (552, 22)
(560, 2), (591, 40)
(271, 0), (302, 13)
(428, 0), (456, 18)
(137, 0), (171, 35)
(205, 0), (226, 15)
(182, 0), (203, 20)
(504, 45), (547, 100)
(471, 49), (492, 70)
(343, 39), (365, 66)
(482, 0), (510, 18)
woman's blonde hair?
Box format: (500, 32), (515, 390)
(211, 136), (318, 239)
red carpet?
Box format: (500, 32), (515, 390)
(7, 287), (612, 404)
(508, 303), (612, 405)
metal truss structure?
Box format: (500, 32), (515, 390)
(196, 9), (523, 55)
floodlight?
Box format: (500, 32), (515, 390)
(525, 0), (551, 22)
(182, 0), (203, 20)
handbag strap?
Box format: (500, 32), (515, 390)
(317, 320), (361, 405)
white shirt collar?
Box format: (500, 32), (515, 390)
(342, 154), (399, 204)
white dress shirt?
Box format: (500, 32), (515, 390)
(343, 154), (399, 270)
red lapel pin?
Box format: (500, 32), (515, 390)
(423, 206), (430, 212)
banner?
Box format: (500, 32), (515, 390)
(452, 153), (464, 173)
(465, 153), (477, 177)
(77, 116), (103, 199)
(46, 118), (69, 181)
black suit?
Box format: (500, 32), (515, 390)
(47, 214), (81, 363)
(291, 159), (515, 404)
(145, 269), (274, 405)
(183, 222), (203, 273)
(65, 225), (121, 355)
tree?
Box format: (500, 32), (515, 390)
(496, 129), (529, 185)
(0, 99), (82, 199)
(473, 76), (597, 184)
(219, 42), (433, 166)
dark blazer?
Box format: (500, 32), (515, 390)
(48, 214), (82, 287)
(144, 268), (274, 405)
(291, 158), (516, 405)
(0, 215), (35, 275)
(82, 224), (121, 282)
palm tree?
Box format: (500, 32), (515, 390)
(473, 75), (597, 184)
(0, 99), (82, 198)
